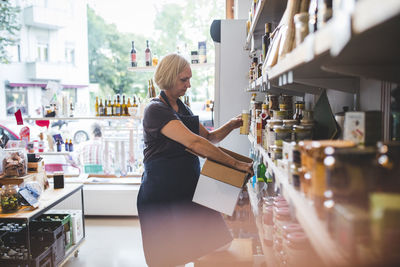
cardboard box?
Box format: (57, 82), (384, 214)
(192, 147), (252, 216)
(344, 111), (381, 145)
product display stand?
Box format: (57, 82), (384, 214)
(0, 184), (85, 266)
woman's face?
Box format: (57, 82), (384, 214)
(170, 66), (192, 97)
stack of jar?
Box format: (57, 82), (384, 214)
(261, 194), (316, 266)
(264, 95), (314, 163)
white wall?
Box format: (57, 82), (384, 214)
(215, 20), (252, 156)
(234, 0), (252, 20)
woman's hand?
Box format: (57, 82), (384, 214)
(236, 161), (254, 177)
(229, 115), (243, 130)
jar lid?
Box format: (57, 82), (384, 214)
(262, 104), (268, 109)
(273, 125), (291, 132)
(267, 119), (283, 126)
(279, 104), (289, 110)
(273, 195), (285, 202)
(282, 223), (303, 235)
(274, 207), (290, 217)
(270, 145), (282, 152)
(275, 140), (283, 147)
(286, 232), (308, 244)
(274, 200), (289, 208)
(274, 111), (287, 116)
(283, 120), (297, 127)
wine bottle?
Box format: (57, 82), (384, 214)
(130, 41), (137, 67)
(95, 97), (99, 116)
(121, 94), (127, 116)
(107, 95), (112, 116)
(262, 23), (271, 61)
(145, 40), (152, 66)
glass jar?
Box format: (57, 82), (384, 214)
(294, 12), (309, 46)
(268, 95), (279, 111)
(294, 124), (313, 141)
(267, 120), (283, 152)
(1, 184), (20, 213)
(290, 163), (302, 189)
(273, 207), (292, 259)
(2, 148), (27, 177)
(284, 232), (312, 267)
(274, 110), (288, 120)
(273, 125), (292, 146)
(262, 206), (274, 246)
(310, 141), (355, 219)
(270, 145), (283, 162)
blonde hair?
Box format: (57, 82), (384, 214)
(154, 53), (190, 90)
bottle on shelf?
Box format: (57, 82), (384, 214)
(151, 79), (156, 97)
(126, 97), (131, 116)
(99, 98), (104, 116)
(145, 40), (152, 66)
(113, 97), (117, 116)
(152, 54), (159, 66)
(121, 94), (127, 116)
(258, 54), (263, 79)
(246, 10), (251, 36)
(130, 41), (137, 67)
(107, 95), (112, 116)
(95, 97), (99, 116)
(69, 99), (74, 117)
(116, 94), (121, 116)
(133, 96), (138, 107)
(38, 133), (45, 153)
(56, 139), (62, 152)
(68, 139), (73, 152)
(65, 139), (69, 152)
(104, 99), (108, 116)
(262, 23), (272, 61)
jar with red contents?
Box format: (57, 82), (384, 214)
(273, 207), (292, 259)
(284, 232), (312, 267)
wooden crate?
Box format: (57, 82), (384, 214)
(28, 160), (44, 173)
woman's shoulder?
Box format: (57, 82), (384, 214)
(145, 98), (170, 113)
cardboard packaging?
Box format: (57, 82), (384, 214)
(192, 147), (252, 216)
(344, 111), (382, 145)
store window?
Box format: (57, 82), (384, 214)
(37, 43), (49, 62)
(5, 87), (28, 116)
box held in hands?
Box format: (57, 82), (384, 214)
(192, 147), (252, 216)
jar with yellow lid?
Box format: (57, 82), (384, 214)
(270, 145), (283, 162)
(273, 125), (292, 146)
(266, 120), (283, 152)
(274, 110), (288, 120)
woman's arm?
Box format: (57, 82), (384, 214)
(199, 115), (242, 144)
(161, 120), (253, 175)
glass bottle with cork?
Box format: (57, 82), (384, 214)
(130, 41), (137, 67)
(121, 94), (127, 116)
(95, 97), (99, 116)
(262, 23), (272, 60)
(145, 40), (152, 66)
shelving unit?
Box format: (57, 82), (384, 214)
(127, 62), (214, 72)
(246, 0), (400, 95)
(0, 184), (85, 266)
(247, 134), (349, 266)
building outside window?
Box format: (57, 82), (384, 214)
(5, 87), (28, 116)
(37, 43), (49, 62)
(65, 46), (75, 64)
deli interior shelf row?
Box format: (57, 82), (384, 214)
(246, 183), (279, 267)
(247, 134), (349, 266)
(248, 0), (400, 93)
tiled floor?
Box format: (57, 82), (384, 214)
(64, 217), (148, 267)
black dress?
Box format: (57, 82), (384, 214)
(137, 91), (232, 267)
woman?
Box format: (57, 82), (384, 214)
(137, 53), (253, 267)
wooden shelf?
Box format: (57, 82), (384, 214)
(0, 184), (83, 221)
(265, 21), (360, 94)
(248, 134), (349, 266)
(127, 62), (214, 72)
